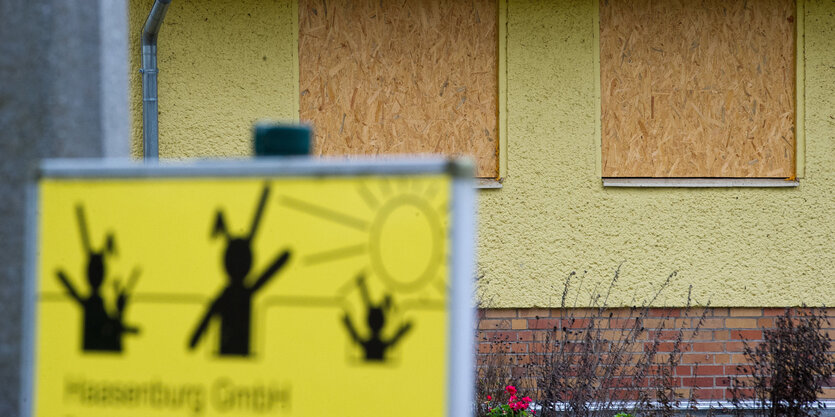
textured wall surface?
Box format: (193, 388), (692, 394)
(128, 0), (297, 158)
(127, 0), (835, 308)
(477, 0), (835, 308)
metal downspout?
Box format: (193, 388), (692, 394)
(141, 0), (172, 160)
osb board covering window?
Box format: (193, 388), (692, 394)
(600, 0), (796, 178)
(299, 0), (499, 178)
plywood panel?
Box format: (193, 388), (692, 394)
(299, 0), (499, 178)
(601, 0), (796, 178)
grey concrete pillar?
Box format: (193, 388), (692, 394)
(0, 0), (129, 415)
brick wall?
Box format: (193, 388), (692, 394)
(477, 307), (835, 402)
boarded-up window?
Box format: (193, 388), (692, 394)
(600, 0), (796, 178)
(299, 0), (499, 178)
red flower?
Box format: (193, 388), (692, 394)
(505, 385), (517, 395)
(509, 395), (517, 402)
(487, 395), (492, 401)
(522, 396), (532, 403)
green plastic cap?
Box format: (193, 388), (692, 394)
(253, 122), (312, 156)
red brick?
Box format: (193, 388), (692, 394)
(562, 317), (589, 329)
(652, 341), (692, 352)
(649, 308), (681, 317)
(715, 376), (733, 387)
(713, 330), (730, 340)
(763, 307), (789, 316)
(571, 308), (597, 318)
(516, 331), (533, 341)
(692, 342), (724, 352)
(610, 317), (641, 328)
(518, 308), (551, 318)
(730, 330), (762, 340)
(729, 353), (748, 363)
(675, 387), (693, 399)
(693, 388), (724, 400)
(532, 331), (551, 342)
(699, 318), (725, 329)
(757, 317), (775, 328)
(714, 354), (731, 364)
(484, 309), (518, 319)
(479, 319), (511, 330)
(729, 308), (762, 317)
(725, 364), (753, 375)
(726, 388), (755, 400)
(726, 318), (758, 328)
(690, 331), (714, 341)
(642, 318), (667, 328)
(527, 318), (560, 330)
(658, 330), (682, 340)
(682, 353), (713, 364)
(686, 307), (711, 317)
(484, 331), (516, 342)
(725, 341), (747, 351)
(510, 343), (528, 354)
(725, 376), (755, 386)
(673, 318), (694, 328)
(514, 354), (535, 365)
(691, 325), (718, 340)
(694, 365), (724, 376)
(608, 308), (637, 318)
(601, 329), (627, 340)
(682, 377), (714, 388)
(675, 365), (693, 376)
(511, 319), (527, 330)
(645, 375), (682, 386)
(530, 342), (549, 353)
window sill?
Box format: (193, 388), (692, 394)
(603, 178), (799, 188)
(476, 178), (503, 189)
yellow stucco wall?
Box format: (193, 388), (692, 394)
(128, 0), (297, 158)
(128, 0), (835, 308)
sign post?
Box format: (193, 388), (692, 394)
(24, 157), (475, 417)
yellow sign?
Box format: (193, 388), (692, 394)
(32, 163), (463, 417)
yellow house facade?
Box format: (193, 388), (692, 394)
(128, 0), (835, 402)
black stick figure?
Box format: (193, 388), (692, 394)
(55, 205), (140, 352)
(342, 275), (412, 362)
(189, 185), (291, 356)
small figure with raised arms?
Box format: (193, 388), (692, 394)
(342, 275), (412, 362)
(189, 185), (291, 356)
(55, 205), (140, 353)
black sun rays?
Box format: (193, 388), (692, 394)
(279, 177), (449, 298)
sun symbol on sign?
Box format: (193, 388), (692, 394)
(280, 177), (448, 296)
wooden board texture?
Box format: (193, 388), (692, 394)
(299, 0), (499, 178)
(600, 0), (796, 178)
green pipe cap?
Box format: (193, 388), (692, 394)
(253, 122), (312, 156)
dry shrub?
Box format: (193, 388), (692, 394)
(728, 306), (834, 417)
(476, 267), (710, 417)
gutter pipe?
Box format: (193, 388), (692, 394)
(141, 0), (172, 160)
